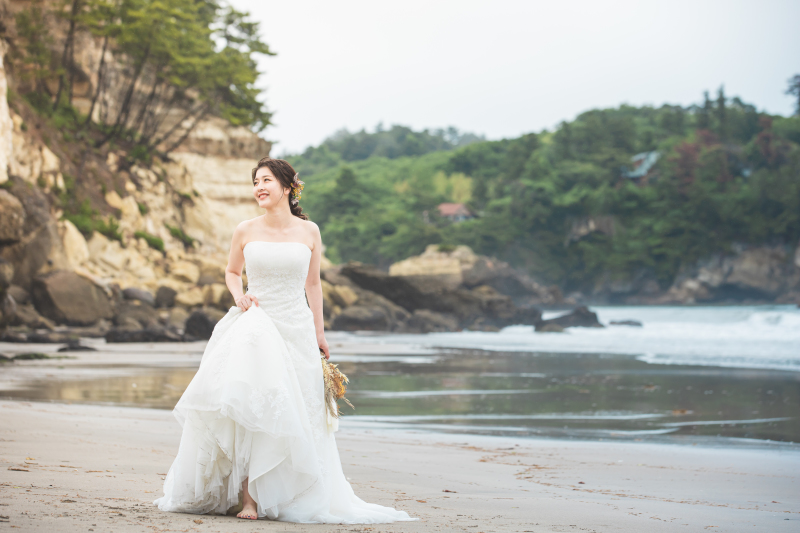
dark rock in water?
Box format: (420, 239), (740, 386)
(155, 286), (177, 308)
(535, 306), (603, 331)
(105, 327), (183, 343)
(184, 307), (226, 340)
(115, 301), (159, 328)
(537, 323), (565, 333)
(511, 306), (543, 326)
(57, 340), (97, 352)
(610, 319), (643, 327)
(405, 309), (459, 333)
(332, 305), (391, 331)
(31, 270), (114, 326)
(122, 287), (155, 307)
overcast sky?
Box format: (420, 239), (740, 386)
(230, 0), (800, 156)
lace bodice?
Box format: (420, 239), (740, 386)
(244, 241), (312, 315)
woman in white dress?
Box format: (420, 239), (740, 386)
(154, 157), (414, 523)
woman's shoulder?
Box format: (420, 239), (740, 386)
(297, 219), (320, 239)
(231, 217), (261, 243)
(236, 216), (263, 231)
(298, 218), (320, 232)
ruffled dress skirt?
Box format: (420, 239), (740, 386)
(153, 299), (415, 523)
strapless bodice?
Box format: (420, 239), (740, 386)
(243, 241), (312, 315)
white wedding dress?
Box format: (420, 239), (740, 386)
(154, 241), (414, 523)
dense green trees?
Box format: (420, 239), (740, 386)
(293, 94), (800, 290)
(291, 125), (483, 178)
(11, 0), (272, 155)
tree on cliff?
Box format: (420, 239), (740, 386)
(11, 0), (273, 155)
(787, 74), (800, 116)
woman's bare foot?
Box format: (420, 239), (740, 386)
(237, 476), (258, 520)
(237, 502), (258, 520)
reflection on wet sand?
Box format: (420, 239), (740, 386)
(1, 348), (797, 444)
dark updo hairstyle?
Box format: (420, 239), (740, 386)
(251, 157), (308, 220)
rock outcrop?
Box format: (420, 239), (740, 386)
(334, 261), (542, 331)
(535, 306), (603, 332)
(389, 244), (562, 306)
(30, 270), (115, 326)
(659, 245), (800, 304)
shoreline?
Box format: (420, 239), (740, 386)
(2, 332), (799, 446)
(1, 399), (798, 532)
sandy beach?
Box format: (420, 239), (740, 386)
(1, 397), (797, 532)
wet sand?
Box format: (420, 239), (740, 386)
(1, 399), (798, 532)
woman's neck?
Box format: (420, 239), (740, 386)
(262, 204), (295, 231)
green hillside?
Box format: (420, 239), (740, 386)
(290, 91), (800, 290)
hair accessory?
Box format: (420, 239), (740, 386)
(290, 173), (305, 206)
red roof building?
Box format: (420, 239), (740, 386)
(437, 203), (474, 222)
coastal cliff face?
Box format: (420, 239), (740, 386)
(583, 245), (800, 305)
(0, 26), (272, 335)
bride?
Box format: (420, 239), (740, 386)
(154, 157), (414, 524)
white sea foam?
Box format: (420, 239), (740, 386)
(337, 305), (800, 372)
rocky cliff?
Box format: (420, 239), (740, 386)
(584, 245), (800, 305)
(0, 23), (275, 340)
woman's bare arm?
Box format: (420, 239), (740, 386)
(226, 222), (259, 311)
(304, 222), (328, 359)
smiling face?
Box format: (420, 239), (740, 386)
(252, 166), (291, 209)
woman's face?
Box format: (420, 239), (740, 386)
(253, 167), (290, 209)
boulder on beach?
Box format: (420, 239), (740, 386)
(30, 270), (114, 326)
(114, 300), (160, 329)
(122, 287), (155, 307)
(155, 286), (177, 308)
(340, 262), (429, 311)
(9, 303), (56, 329)
(331, 305), (392, 331)
(105, 327), (184, 343)
(337, 261), (547, 331)
(0, 190), (25, 244)
(405, 309), (459, 333)
(388, 244), (563, 305)
(184, 307), (226, 339)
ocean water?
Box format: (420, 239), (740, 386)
(2, 305), (798, 444)
(333, 305), (800, 373)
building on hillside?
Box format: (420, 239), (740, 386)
(622, 151), (660, 184)
(437, 203), (474, 222)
